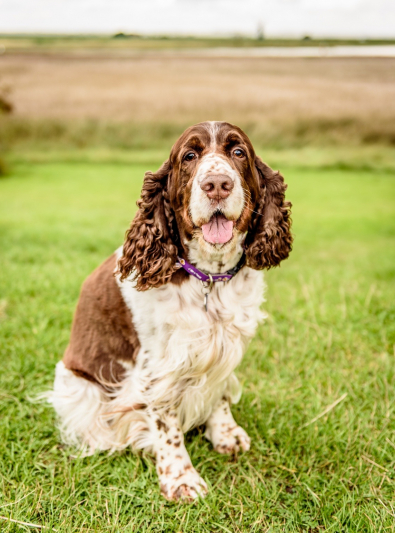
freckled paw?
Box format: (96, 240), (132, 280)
(213, 425), (251, 454)
(159, 470), (208, 502)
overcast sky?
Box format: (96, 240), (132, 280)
(0, 0), (394, 38)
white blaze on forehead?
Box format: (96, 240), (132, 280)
(206, 121), (220, 150)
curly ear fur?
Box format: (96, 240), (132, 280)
(245, 156), (293, 270)
(117, 160), (178, 290)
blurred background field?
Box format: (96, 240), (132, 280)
(1, 37), (395, 157)
(0, 35), (395, 532)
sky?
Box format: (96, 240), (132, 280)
(0, 0), (394, 38)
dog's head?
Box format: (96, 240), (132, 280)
(118, 121), (292, 290)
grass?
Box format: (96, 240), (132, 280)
(0, 149), (394, 532)
(2, 35), (395, 54)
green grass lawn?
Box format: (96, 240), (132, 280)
(0, 153), (395, 532)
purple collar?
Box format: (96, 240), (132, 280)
(176, 253), (245, 283)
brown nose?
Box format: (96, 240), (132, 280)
(200, 174), (234, 200)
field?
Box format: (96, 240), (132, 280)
(0, 43), (395, 531)
(1, 53), (395, 150)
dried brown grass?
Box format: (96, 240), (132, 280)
(1, 53), (395, 148)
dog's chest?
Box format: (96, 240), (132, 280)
(120, 267), (265, 371)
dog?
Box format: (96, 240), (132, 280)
(49, 121), (292, 501)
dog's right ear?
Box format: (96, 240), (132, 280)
(117, 160), (178, 290)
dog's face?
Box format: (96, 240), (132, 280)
(167, 122), (259, 259)
(119, 121), (292, 290)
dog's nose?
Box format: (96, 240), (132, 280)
(200, 174), (234, 199)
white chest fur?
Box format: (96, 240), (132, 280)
(117, 262), (266, 431)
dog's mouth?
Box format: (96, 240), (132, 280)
(201, 212), (235, 245)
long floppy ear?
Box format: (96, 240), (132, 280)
(245, 156), (293, 270)
(117, 160), (178, 290)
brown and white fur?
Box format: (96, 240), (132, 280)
(49, 121), (292, 502)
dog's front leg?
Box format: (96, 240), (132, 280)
(205, 398), (251, 454)
(149, 409), (208, 501)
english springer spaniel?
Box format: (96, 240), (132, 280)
(50, 121), (292, 501)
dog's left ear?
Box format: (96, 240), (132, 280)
(244, 156), (293, 270)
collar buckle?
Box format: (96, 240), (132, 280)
(201, 274), (213, 312)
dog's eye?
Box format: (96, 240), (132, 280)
(184, 152), (196, 162)
(233, 148), (245, 158)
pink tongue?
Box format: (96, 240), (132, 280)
(202, 214), (233, 244)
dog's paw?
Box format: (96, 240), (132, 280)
(207, 424), (251, 455)
(159, 465), (208, 502)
